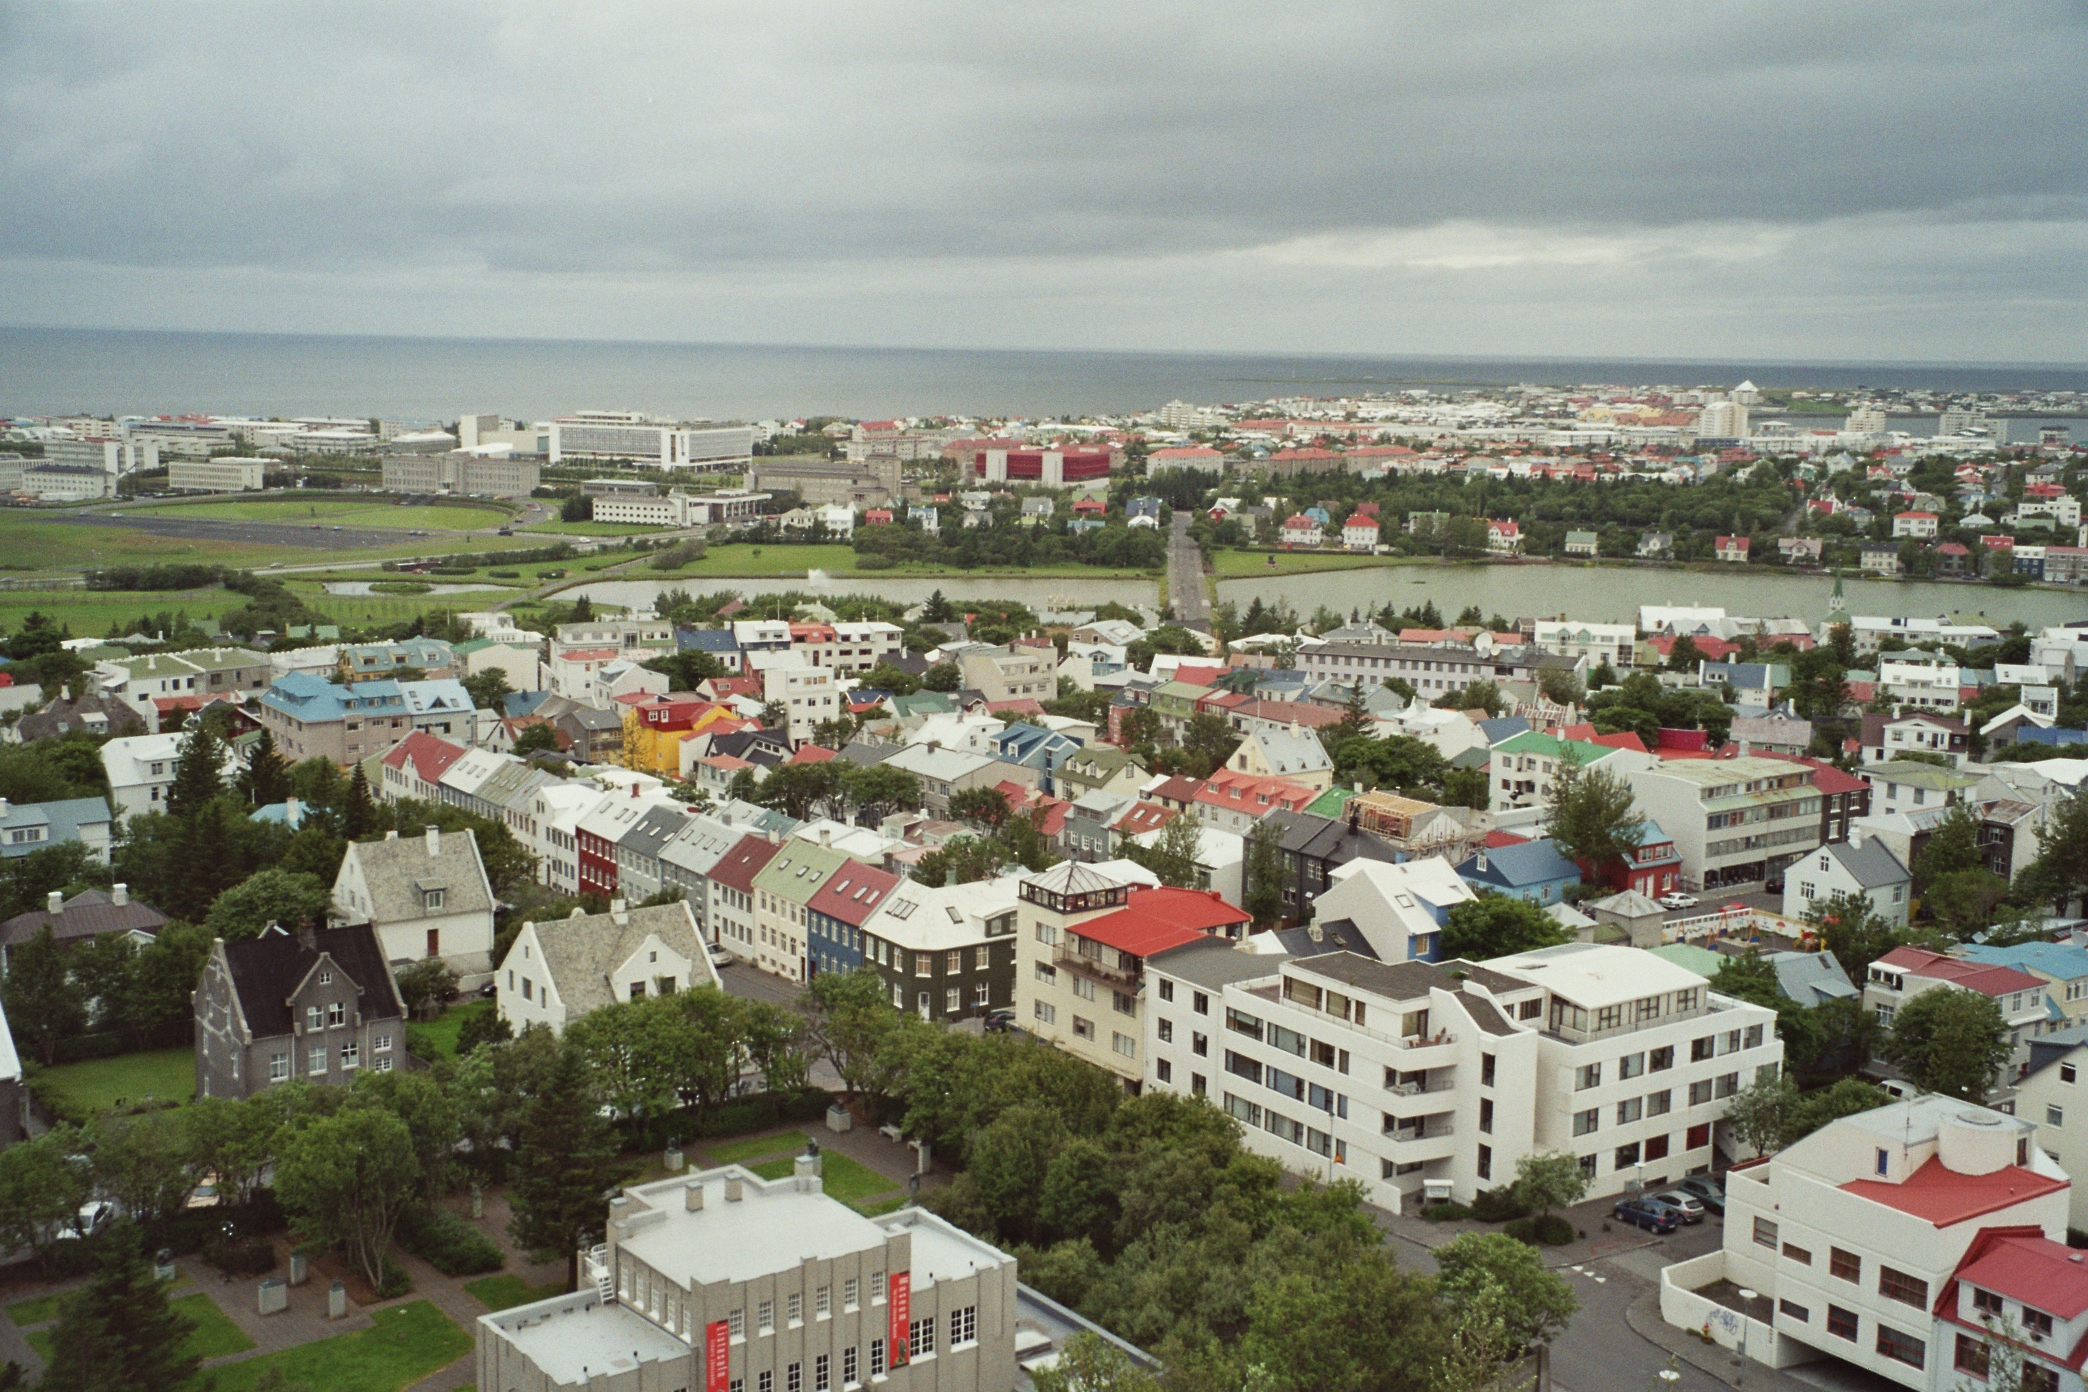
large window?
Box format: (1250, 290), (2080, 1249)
(1827, 1306), (1858, 1342)
(1830, 1248), (1861, 1282)
(1753, 1217), (1779, 1249)
(1878, 1266), (1928, 1308)
(1956, 1334), (1990, 1379)
(1573, 1108), (1599, 1136)
(1875, 1326), (1925, 1370)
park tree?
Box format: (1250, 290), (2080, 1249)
(1440, 896), (1568, 961)
(513, 722), (563, 756)
(1180, 712), (1242, 776)
(2024, 787), (2088, 913)
(183, 1095), (280, 1207)
(509, 1038), (624, 1290)
(1720, 1074), (1797, 1156)
(1511, 1150), (1588, 1220)
(0, 1127), (92, 1264)
(1128, 809), (1205, 889)
(1433, 1231), (1579, 1352)
(1242, 819), (1287, 926)
(393, 957), (460, 1019)
(1, 926), (83, 1065)
(800, 967), (921, 1105)
(1667, 635), (1705, 673)
(1915, 803), (1984, 892)
(87, 1110), (196, 1228)
(1808, 891), (1902, 984)
(38, 1228), (202, 1392)
(948, 786), (1012, 830)
(1883, 988), (2013, 1101)
(274, 1106), (421, 1290)
(462, 669), (513, 711)
(920, 662), (960, 692)
(340, 761), (379, 839)
(841, 762), (922, 823)
(1784, 1077), (1891, 1143)
(753, 761), (845, 821)
(1543, 762), (1643, 873)
(204, 868), (333, 940)
(1029, 1333), (1160, 1392)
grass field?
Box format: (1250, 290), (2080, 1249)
(702, 1130), (812, 1165)
(8, 1294), (60, 1327)
(129, 499), (510, 532)
(746, 1152), (896, 1206)
(204, 1300), (472, 1392)
(39, 1046), (195, 1114)
(648, 544), (1159, 581)
(464, 1274), (567, 1313)
(21, 1291), (254, 1363)
(0, 511), (547, 578)
(0, 588), (246, 639)
(519, 518), (667, 536)
(410, 1001), (494, 1061)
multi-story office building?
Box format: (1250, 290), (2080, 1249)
(1144, 940), (1781, 1215)
(956, 646), (1055, 704)
(1626, 755), (1827, 890)
(1298, 641), (1500, 700)
(166, 456), (268, 492)
(549, 411), (755, 472)
(479, 1160), (1018, 1392)
(590, 489), (772, 527)
(380, 447), (541, 497)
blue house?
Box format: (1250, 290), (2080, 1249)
(676, 627), (742, 672)
(0, 797), (114, 863)
(1452, 838), (1581, 904)
(991, 722), (1082, 790)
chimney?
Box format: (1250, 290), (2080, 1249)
(724, 1175), (744, 1203)
(297, 921), (316, 951)
(0, 799), (8, 818)
(795, 1143), (824, 1194)
(611, 898), (629, 924)
(684, 1181), (705, 1212)
(47, 890), (63, 915)
(820, 826), (832, 847)
(285, 796), (301, 823)
(425, 825), (440, 857)
(631, 783), (639, 798)
(111, 883), (128, 908)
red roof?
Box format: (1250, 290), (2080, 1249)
(707, 835), (781, 894)
(1559, 723), (1650, 753)
(1114, 803), (1178, 836)
(788, 745), (837, 764)
(1282, 513), (1316, 529)
(1172, 664), (1227, 687)
(805, 863), (899, 927)
(703, 675), (763, 699)
(1873, 946), (2046, 998)
(1950, 1229), (2088, 1322)
(1073, 887), (1250, 957)
(1482, 829), (1529, 848)
(1237, 700), (1344, 729)
(985, 698), (1044, 717)
(382, 731), (464, 783)
(1342, 513), (1378, 530)
(1840, 1156), (2067, 1228)
(1193, 770), (1316, 813)
(1715, 535), (1749, 550)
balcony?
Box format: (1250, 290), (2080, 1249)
(1055, 939), (1138, 985)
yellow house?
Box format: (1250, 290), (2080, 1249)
(620, 696), (740, 775)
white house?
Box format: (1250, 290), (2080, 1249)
(1226, 723), (1333, 791)
(1279, 514), (1323, 547)
(496, 899), (718, 1035)
(1300, 857), (1476, 963)
(98, 731), (241, 823)
(331, 826), (498, 986)
(1340, 513), (1380, 552)
(1663, 1095), (2070, 1392)
(1781, 835), (1913, 928)
(1145, 940), (1782, 1215)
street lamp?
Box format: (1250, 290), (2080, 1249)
(1736, 1289), (1758, 1385)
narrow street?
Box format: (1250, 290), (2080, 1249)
(1167, 511), (1212, 629)
(716, 960), (844, 1090)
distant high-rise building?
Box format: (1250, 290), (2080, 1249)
(1731, 379), (1760, 405)
(1696, 399), (1749, 439)
(1938, 408), (1980, 436)
(548, 411), (754, 472)
(1844, 405), (1888, 433)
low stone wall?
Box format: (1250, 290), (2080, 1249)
(1658, 1250), (1819, 1370)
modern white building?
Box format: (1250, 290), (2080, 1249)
(1663, 1095), (2070, 1392)
(1145, 940), (1781, 1214)
(1533, 621), (1637, 672)
(1626, 755), (1826, 891)
(166, 457), (268, 492)
(478, 1161), (1020, 1392)
(548, 411), (755, 472)
(750, 654), (840, 744)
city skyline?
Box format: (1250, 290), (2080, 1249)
(1, 2), (2083, 364)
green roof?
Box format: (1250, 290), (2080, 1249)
(1306, 786), (1355, 818)
(1866, 761), (1981, 791)
(1493, 730), (1614, 766)
(751, 841), (850, 907)
(1647, 944), (1727, 979)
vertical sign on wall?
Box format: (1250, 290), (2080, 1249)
(706, 1320), (731, 1392)
(889, 1271), (912, 1368)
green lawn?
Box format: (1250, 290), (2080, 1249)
(655, 544), (1157, 581)
(411, 1001), (493, 1061)
(704, 1130), (811, 1165)
(24, 1292), (252, 1363)
(204, 1301), (472, 1392)
(7, 1294), (60, 1327)
(464, 1274), (567, 1313)
(39, 1046), (195, 1114)
(519, 518), (668, 536)
(0, 510), (547, 579)
(129, 499), (509, 532)
(748, 1152), (897, 1207)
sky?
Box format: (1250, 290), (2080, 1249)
(2, 1), (2084, 364)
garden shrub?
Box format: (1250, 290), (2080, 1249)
(1468, 1185), (1530, 1223)
(396, 1207), (504, 1276)
(1420, 1202), (1470, 1222)
(375, 1255), (413, 1299)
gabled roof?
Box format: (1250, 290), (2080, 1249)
(1071, 888), (1245, 958)
(519, 902), (711, 1021)
(0, 888), (167, 948)
(1456, 839), (1579, 888)
(1873, 946), (2045, 998)
(806, 864), (900, 928)
(221, 924), (404, 1039)
(707, 834), (782, 895)
(382, 731), (467, 784)
(1813, 837), (1910, 889)
(341, 828), (494, 924)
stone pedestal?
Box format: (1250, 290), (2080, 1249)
(328, 1280), (348, 1319)
(289, 1251), (308, 1286)
(258, 1278), (288, 1315)
(665, 1146), (685, 1172)
(154, 1249), (177, 1282)
(825, 1105), (853, 1134)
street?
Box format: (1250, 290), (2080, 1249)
(1167, 511), (1212, 628)
(716, 960), (844, 1090)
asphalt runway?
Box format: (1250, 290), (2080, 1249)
(33, 511), (440, 551)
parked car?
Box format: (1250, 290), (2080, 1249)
(1659, 893), (1699, 910)
(1649, 1190), (1706, 1223)
(1674, 1175), (1726, 1215)
(983, 1009), (1019, 1034)
(1613, 1198), (1681, 1234)
(706, 940), (733, 967)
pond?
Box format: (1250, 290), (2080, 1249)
(322, 581), (509, 595)
(1216, 562), (2088, 630)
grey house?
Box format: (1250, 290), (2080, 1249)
(193, 923), (407, 1100)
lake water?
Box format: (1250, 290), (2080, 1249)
(323, 581), (506, 595)
(1216, 564), (2088, 630)
(4, 325), (2083, 421)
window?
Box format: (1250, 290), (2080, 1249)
(945, 987), (959, 1013)
(870, 1339), (885, 1378)
(910, 1315), (936, 1357)
(1594, 1005), (1623, 1031)
(1619, 1052), (1645, 1080)
(1481, 1053), (1496, 1087)
(1876, 1147), (1890, 1176)
(2065, 1063), (2078, 1084)
(341, 1041), (359, 1070)
(1715, 1072), (1739, 1098)
(1691, 1036), (1715, 1062)
(1688, 1080), (1712, 1105)
(816, 1285), (831, 1318)
(1649, 1046), (1674, 1072)
(1578, 1154), (1597, 1180)
(1617, 1098), (1642, 1124)
(327, 1001), (346, 1028)
(1614, 1142), (1640, 1169)
(1479, 1098), (1493, 1134)
(2025, 1365), (2062, 1392)
(1744, 1024), (1765, 1049)
(949, 1305), (976, 1347)
(308, 1046), (327, 1076)
(1034, 962), (1057, 983)
(843, 1347), (858, 1386)
(1159, 978), (1174, 1002)
(1156, 1060), (1172, 1084)
(729, 1307), (746, 1338)
(1878, 1266), (1928, 1308)
(758, 1298), (775, 1333)
(2048, 1105), (2065, 1127)
(759, 1373), (772, 1392)
(1779, 1299), (1810, 1322)
(788, 1292), (802, 1324)
(843, 1277), (859, 1310)
(1644, 1134), (1669, 1161)
(1686, 1122), (1710, 1149)
(1033, 1001), (1056, 1025)
(1827, 1305), (1858, 1342)
(268, 1051), (289, 1082)
(1875, 1326), (1925, 1370)
(788, 1365), (801, 1392)
(1192, 1031), (1208, 1057)
(1782, 1243), (1812, 1265)
(1158, 1018), (1173, 1044)
(1071, 976), (1096, 1001)
(1957, 1334), (1991, 1379)
(2023, 1308), (2054, 1339)
(1072, 1016), (1094, 1040)
(1575, 1063), (1602, 1090)
(1646, 1089), (1672, 1117)
(1753, 1217), (1779, 1249)
(1830, 1248), (1861, 1282)
(1573, 1108), (1600, 1136)
(1113, 991), (1136, 1015)
(423, 888), (445, 911)
(816, 1353), (831, 1392)
(1519, 999), (1542, 1020)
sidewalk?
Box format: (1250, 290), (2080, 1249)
(1622, 1288), (1825, 1392)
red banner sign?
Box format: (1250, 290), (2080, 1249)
(706, 1321), (730, 1392)
(889, 1272), (911, 1367)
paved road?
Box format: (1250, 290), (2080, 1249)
(1167, 511), (1211, 629)
(716, 961), (844, 1091)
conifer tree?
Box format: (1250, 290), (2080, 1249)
(39, 1227), (202, 1392)
(341, 761), (379, 839)
(163, 720), (225, 822)
(238, 726), (293, 807)
(509, 1039), (621, 1290)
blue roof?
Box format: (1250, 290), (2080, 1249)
(1961, 941), (2088, 982)
(1456, 839), (1579, 888)
(678, 629), (739, 654)
(261, 670), (405, 723)
(0, 797), (111, 858)
(1476, 716), (1531, 745)
(503, 690), (555, 719)
(251, 800), (311, 829)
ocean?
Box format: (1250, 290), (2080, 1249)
(2, 325), (2084, 424)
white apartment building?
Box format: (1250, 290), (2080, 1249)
(1627, 755), (1826, 890)
(956, 646), (1055, 704)
(166, 457), (267, 492)
(752, 655), (840, 744)
(478, 1163), (1019, 1392)
(1145, 940), (1781, 1215)
(98, 731), (241, 822)
(1843, 616), (2000, 658)
(548, 411), (755, 472)
(590, 489), (772, 528)
(1667, 1096), (2069, 1392)
(1534, 621), (1637, 672)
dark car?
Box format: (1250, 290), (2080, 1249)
(983, 1009), (1019, 1034)
(1675, 1174), (1726, 1215)
(1614, 1198), (1681, 1234)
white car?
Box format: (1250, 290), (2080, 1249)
(1659, 893), (1699, 910)
(706, 940), (733, 967)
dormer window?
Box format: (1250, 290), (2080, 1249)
(423, 888), (445, 911)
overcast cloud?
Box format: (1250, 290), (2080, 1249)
(2, 0), (2083, 361)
